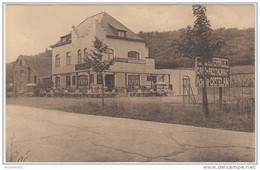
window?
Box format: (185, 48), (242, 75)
(55, 77), (60, 87)
(90, 74), (94, 85)
(78, 49), (82, 64)
(128, 51), (140, 59)
(20, 70), (24, 78)
(128, 75), (140, 87)
(55, 54), (60, 67)
(97, 74), (103, 84)
(105, 48), (114, 60)
(72, 76), (76, 85)
(147, 75), (156, 82)
(66, 76), (71, 87)
(14, 71), (17, 78)
(66, 52), (71, 65)
(19, 59), (22, 67)
(78, 75), (88, 86)
(83, 48), (87, 63)
(34, 76), (37, 83)
(61, 34), (71, 43)
(118, 30), (126, 37)
(28, 67), (31, 83)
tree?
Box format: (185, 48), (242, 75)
(176, 5), (224, 117)
(84, 37), (116, 108)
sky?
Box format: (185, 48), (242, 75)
(5, 4), (255, 63)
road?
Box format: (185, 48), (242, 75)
(6, 105), (255, 162)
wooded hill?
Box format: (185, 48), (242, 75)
(138, 28), (255, 69)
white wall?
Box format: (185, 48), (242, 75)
(156, 69), (198, 95)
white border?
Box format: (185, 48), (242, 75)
(1, 1), (258, 170)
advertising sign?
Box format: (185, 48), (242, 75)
(196, 57), (230, 87)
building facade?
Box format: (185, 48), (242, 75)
(50, 12), (170, 92)
(157, 69), (198, 95)
(13, 55), (52, 93)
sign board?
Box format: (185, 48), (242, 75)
(195, 57), (230, 87)
(75, 63), (91, 71)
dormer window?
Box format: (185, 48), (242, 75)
(117, 30), (126, 37)
(61, 37), (67, 43)
(60, 34), (71, 43)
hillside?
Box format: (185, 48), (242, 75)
(138, 28), (255, 69)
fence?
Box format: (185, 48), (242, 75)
(195, 73), (255, 104)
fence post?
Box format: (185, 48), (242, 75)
(219, 87), (223, 104)
(214, 87), (216, 103)
(183, 78), (185, 103)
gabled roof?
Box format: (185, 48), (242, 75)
(51, 12), (144, 48)
(16, 54), (52, 77)
(96, 12), (143, 41)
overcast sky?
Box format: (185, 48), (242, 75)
(5, 4), (255, 63)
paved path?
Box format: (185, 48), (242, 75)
(6, 105), (255, 162)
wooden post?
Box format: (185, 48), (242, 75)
(214, 87), (216, 103)
(188, 79), (190, 104)
(125, 73), (127, 89)
(168, 74), (170, 89)
(138, 73), (141, 89)
(183, 78), (185, 103)
(228, 76), (231, 102)
(114, 72), (116, 91)
(219, 87), (223, 104)
(150, 74), (153, 89)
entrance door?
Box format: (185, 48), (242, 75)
(105, 75), (114, 92)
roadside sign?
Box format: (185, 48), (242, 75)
(195, 57), (230, 87)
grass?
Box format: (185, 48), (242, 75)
(6, 96), (255, 132)
(6, 143), (31, 162)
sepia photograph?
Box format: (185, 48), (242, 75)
(4, 3), (256, 165)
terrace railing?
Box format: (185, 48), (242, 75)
(115, 57), (146, 64)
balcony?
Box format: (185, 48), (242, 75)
(115, 58), (146, 64)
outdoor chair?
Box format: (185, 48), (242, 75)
(54, 89), (60, 97)
(74, 89), (80, 98)
(40, 89), (47, 97)
(64, 89), (69, 97)
(48, 89), (54, 97)
(68, 88), (75, 97)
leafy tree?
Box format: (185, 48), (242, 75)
(176, 5), (224, 117)
(84, 37), (115, 108)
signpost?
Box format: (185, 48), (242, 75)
(195, 57), (230, 103)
